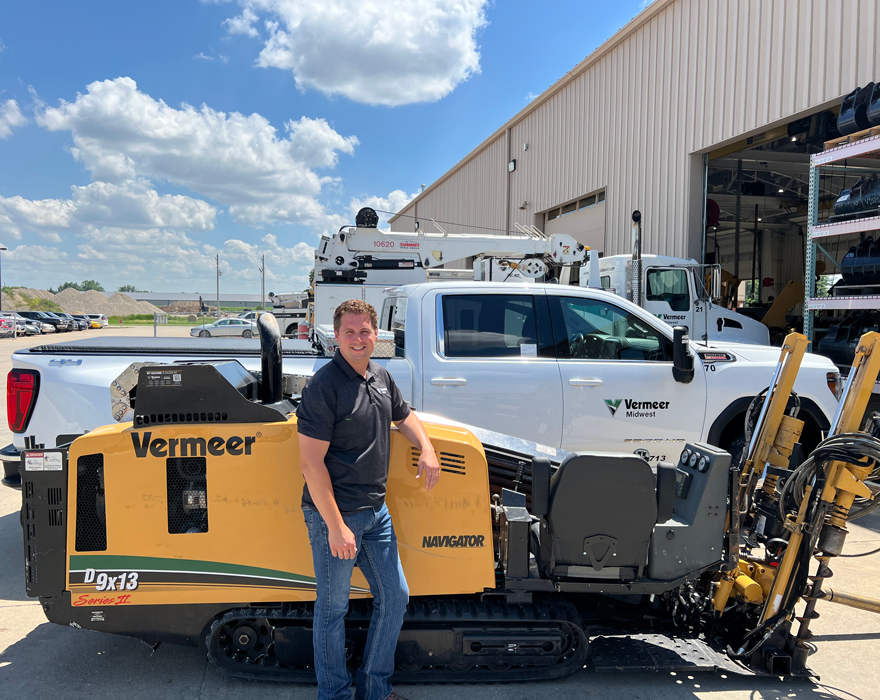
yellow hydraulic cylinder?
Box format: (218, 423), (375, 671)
(713, 574), (735, 614)
(734, 574), (764, 604)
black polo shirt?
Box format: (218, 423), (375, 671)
(296, 351), (411, 514)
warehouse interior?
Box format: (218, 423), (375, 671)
(704, 97), (878, 345)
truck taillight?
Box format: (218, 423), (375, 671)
(7, 369), (39, 433)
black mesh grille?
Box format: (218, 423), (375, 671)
(75, 454), (107, 552)
(410, 447), (466, 476)
(136, 412), (228, 427)
(167, 457), (208, 534)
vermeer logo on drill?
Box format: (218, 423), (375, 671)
(131, 432), (257, 458)
(422, 534), (485, 548)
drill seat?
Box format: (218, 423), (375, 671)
(531, 453), (675, 580)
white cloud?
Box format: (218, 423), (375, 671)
(0, 179), (216, 240)
(349, 189), (420, 229)
(224, 7), (259, 37)
(222, 0), (488, 106)
(194, 52), (215, 61)
(0, 99), (27, 138)
(36, 77), (356, 228)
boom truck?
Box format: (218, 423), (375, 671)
(16, 315), (880, 682)
(581, 211), (772, 345)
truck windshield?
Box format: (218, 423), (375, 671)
(646, 268), (690, 311)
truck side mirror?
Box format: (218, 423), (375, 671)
(710, 266), (722, 302)
(672, 326), (694, 384)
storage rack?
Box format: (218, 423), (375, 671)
(804, 133), (880, 344)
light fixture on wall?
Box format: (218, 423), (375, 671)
(523, 143), (529, 152)
(519, 201), (528, 210)
(508, 159), (516, 172)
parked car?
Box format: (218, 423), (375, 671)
(2, 313), (43, 336)
(19, 311), (70, 333)
(0, 317), (14, 338)
(72, 314), (100, 329)
(190, 318), (258, 338)
(86, 313), (109, 327)
(52, 312), (86, 331)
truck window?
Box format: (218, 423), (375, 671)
(646, 268), (690, 311)
(600, 275), (611, 289)
(555, 296), (670, 361)
(442, 294), (539, 358)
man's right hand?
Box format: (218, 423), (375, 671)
(329, 523), (357, 559)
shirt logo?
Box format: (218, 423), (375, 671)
(377, 387), (388, 394)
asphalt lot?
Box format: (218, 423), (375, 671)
(0, 327), (878, 699)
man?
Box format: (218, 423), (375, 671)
(297, 299), (440, 700)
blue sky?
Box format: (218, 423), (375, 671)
(0, 0), (652, 293)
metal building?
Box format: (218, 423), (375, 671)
(390, 0), (880, 308)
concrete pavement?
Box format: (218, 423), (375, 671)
(0, 327), (878, 699)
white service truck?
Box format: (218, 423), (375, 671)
(582, 253), (771, 345)
(4, 281), (839, 489)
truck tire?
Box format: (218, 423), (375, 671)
(242, 329), (253, 339)
(725, 433), (747, 469)
(199, 330), (211, 338)
(285, 324), (297, 335)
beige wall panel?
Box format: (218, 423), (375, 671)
(545, 204), (606, 253)
(392, 0), (880, 260)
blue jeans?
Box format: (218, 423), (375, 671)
(304, 503), (409, 700)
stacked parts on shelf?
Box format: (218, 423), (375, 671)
(840, 237), (880, 286)
(837, 82), (880, 135)
(833, 174), (880, 221)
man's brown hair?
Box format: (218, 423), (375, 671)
(333, 299), (378, 333)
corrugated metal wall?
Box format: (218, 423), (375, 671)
(392, 0), (880, 260)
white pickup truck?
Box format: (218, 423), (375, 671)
(3, 282), (839, 488)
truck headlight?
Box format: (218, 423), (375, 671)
(827, 372), (842, 400)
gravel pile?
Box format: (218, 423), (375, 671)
(1, 288), (162, 316)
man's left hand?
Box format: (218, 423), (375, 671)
(416, 451), (441, 490)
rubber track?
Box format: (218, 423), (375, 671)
(207, 595), (589, 684)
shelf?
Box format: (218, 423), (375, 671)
(814, 133), (880, 166)
(807, 296), (880, 311)
(809, 215), (880, 239)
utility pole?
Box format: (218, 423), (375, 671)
(260, 254), (265, 311)
(216, 254), (221, 318)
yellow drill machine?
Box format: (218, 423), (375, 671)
(19, 317), (880, 682)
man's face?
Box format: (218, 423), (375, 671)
(335, 313), (377, 365)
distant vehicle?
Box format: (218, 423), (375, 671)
(0, 312), (28, 336)
(72, 314), (101, 329)
(0, 318), (14, 338)
(19, 311), (69, 333)
(190, 318), (258, 338)
(86, 314), (109, 327)
(53, 312), (87, 331)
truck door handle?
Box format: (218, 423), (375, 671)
(431, 378), (467, 386)
(569, 378), (603, 387)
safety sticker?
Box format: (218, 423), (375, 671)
(535, 444), (557, 456)
(24, 452), (63, 471)
(520, 344), (537, 357)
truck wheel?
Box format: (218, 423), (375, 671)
(285, 324), (297, 335)
(199, 330), (210, 338)
(724, 433), (747, 469)
(242, 330), (253, 339)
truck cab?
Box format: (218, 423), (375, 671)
(584, 254), (770, 345)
